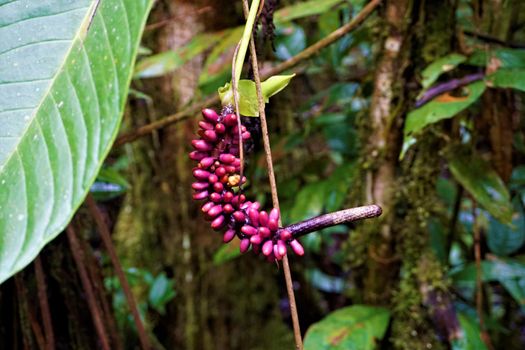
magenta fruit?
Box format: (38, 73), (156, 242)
(189, 108), (304, 261)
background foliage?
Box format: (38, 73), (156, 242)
(1, 0), (525, 349)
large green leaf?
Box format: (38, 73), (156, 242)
(467, 48), (525, 69)
(487, 210), (525, 256)
(450, 257), (525, 306)
(303, 305), (390, 350)
(447, 150), (513, 224)
(0, 0), (152, 283)
(486, 69), (525, 92)
(451, 313), (489, 350)
(404, 81), (485, 136)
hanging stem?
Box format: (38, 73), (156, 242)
(241, 1), (303, 348)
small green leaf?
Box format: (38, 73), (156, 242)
(447, 150), (513, 224)
(486, 69), (525, 92)
(274, 24), (306, 61)
(421, 53), (467, 90)
(261, 75), (296, 101)
(218, 75), (295, 116)
(303, 305), (391, 350)
(404, 81), (485, 136)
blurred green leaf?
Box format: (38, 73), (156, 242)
(275, 24), (306, 61)
(487, 210), (525, 256)
(198, 0), (346, 91)
(91, 168), (130, 201)
(405, 81), (485, 136)
(303, 305), (390, 350)
(421, 53), (467, 90)
(274, 0), (346, 23)
(134, 31), (226, 78)
(148, 273), (176, 315)
(468, 48), (525, 69)
(450, 257), (525, 306)
(486, 69), (525, 92)
(451, 313), (489, 350)
(306, 268), (347, 293)
(428, 218), (448, 264)
(199, 27), (243, 90)
(448, 149), (512, 224)
(290, 182), (326, 222)
(213, 241), (241, 265)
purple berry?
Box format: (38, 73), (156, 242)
(223, 229), (236, 243)
(262, 240), (273, 256)
(241, 225), (258, 236)
(199, 157), (215, 168)
(199, 121), (214, 130)
(240, 239), (251, 253)
(192, 191), (209, 200)
(189, 151), (207, 161)
(192, 140), (213, 152)
(290, 239), (304, 256)
(207, 205), (223, 218)
(269, 208), (280, 221)
(211, 215), (225, 230)
(268, 219), (279, 232)
(193, 169), (211, 181)
(201, 201), (214, 213)
(280, 229), (292, 241)
(248, 209), (259, 226)
(219, 154), (236, 164)
(202, 108), (219, 122)
(192, 182), (209, 191)
(258, 227), (271, 238)
(250, 235), (262, 245)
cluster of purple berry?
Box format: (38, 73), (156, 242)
(190, 108), (304, 261)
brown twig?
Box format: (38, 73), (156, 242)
(241, 0), (303, 348)
(114, 0), (382, 147)
(34, 256), (55, 350)
(15, 274), (45, 350)
(66, 225), (111, 350)
(86, 194), (151, 350)
(80, 233), (123, 350)
(472, 204), (494, 350)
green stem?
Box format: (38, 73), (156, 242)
(234, 0), (261, 85)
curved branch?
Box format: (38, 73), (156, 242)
(282, 205), (382, 238)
